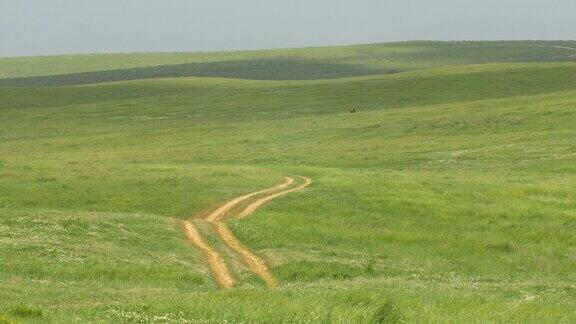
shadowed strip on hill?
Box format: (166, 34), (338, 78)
(1, 41), (575, 81)
(1, 63), (575, 117)
(0, 58), (397, 87)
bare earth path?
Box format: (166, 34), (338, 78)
(237, 176), (313, 219)
(205, 177), (294, 222)
(183, 176), (312, 288)
(212, 221), (277, 287)
(182, 220), (235, 288)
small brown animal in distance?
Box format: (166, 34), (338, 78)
(350, 104), (359, 113)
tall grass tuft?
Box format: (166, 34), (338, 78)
(10, 305), (42, 318)
(372, 301), (401, 323)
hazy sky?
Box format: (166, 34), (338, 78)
(1, 0), (575, 57)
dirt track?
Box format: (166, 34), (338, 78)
(237, 176), (312, 219)
(182, 220), (235, 288)
(212, 221), (277, 287)
(205, 177), (294, 222)
(183, 176), (312, 288)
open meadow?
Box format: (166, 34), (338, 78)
(1, 41), (576, 322)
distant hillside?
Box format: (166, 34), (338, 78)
(0, 40), (574, 86)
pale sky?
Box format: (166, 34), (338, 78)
(1, 0), (575, 57)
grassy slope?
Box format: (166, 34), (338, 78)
(0, 41), (575, 84)
(1, 42), (576, 322)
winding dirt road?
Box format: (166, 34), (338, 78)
(237, 176), (312, 219)
(205, 177), (294, 222)
(212, 221), (277, 287)
(182, 220), (235, 288)
(182, 176), (312, 289)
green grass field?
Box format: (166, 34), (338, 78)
(1, 41), (575, 322)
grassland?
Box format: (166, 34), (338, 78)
(1, 41), (575, 322)
(1, 40), (575, 84)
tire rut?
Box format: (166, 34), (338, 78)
(211, 221), (277, 287)
(237, 176), (312, 219)
(182, 220), (235, 288)
(205, 177), (294, 222)
(183, 176), (312, 289)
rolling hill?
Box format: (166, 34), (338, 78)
(1, 41), (575, 322)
